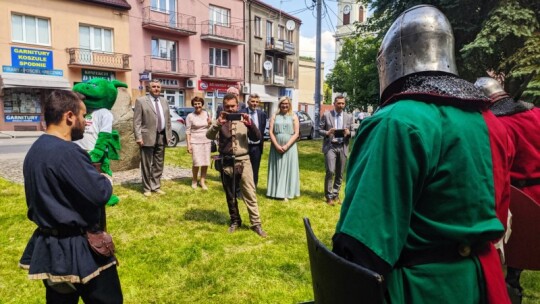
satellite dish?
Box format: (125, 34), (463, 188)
(286, 20), (296, 31)
(263, 61), (273, 71)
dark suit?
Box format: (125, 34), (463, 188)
(133, 95), (172, 193)
(240, 108), (267, 187)
(319, 110), (353, 200)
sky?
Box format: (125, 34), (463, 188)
(261, 0), (339, 76)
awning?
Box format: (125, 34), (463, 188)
(0, 73), (71, 90)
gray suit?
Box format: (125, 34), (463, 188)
(319, 110), (353, 200)
(133, 95), (172, 193)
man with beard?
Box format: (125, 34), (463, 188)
(332, 5), (511, 303)
(19, 90), (122, 303)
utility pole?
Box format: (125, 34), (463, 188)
(314, 0), (322, 138)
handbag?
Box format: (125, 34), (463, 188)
(212, 155), (223, 172)
(86, 230), (116, 257)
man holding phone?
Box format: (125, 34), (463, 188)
(319, 95), (353, 206)
(206, 93), (267, 238)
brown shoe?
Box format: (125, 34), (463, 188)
(228, 223), (240, 234)
(326, 198), (335, 206)
(251, 225), (267, 238)
(334, 196), (342, 205)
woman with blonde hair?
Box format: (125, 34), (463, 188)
(186, 96), (211, 189)
(266, 96), (300, 200)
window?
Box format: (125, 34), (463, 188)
(286, 30), (294, 43)
(209, 5), (230, 27)
(287, 61), (294, 79)
(209, 48), (229, 67)
(266, 21), (273, 44)
(11, 14), (50, 45)
(152, 38), (176, 59)
(278, 25), (285, 40)
(254, 53), (262, 74)
(343, 12), (350, 25)
(79, 25), (113, 52)
(254, 16), (262, 37)
(151, 0), (175, 12)
(264, 55), (273, 79)
(359, 6), (365, 23)
(276, 58), (285, 76)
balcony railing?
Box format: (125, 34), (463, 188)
(144, 56), (195, 76)
(263, 74), (295, 87)
(67, 48), (130, 70)
(200, 20), (244, 44)
(201, 63), (243, 81)
(142, 7), (196, 35)
(265, 38), (295, 55)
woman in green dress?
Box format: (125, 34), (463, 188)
(267, 96), (301, 201)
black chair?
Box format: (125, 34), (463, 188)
(303, 217), (385, 304)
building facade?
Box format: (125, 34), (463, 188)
(0, 0), (132, 131)
(334, 0), (367, 60)
(244, 0), (301, 117)
(297, 57), (324, 119)
(129, 0), (245, 117)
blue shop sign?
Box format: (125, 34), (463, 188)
(5, 115), (41, 123)
(2, 66), (63, 76)
(11, 47), (53, 70)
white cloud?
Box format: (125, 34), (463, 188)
(299, 31), (336, 77)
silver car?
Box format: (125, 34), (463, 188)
(168, 111), (186, 147)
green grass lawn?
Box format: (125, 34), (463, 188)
(1, 140), (539, 303)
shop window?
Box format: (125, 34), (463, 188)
(3, 89), (43, 115)
(11, 13), (50, 46)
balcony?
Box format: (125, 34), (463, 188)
(265, 38), (295, 55)
(142, 7), (196, 36)
(201, 63), (243, 81)
(144, 56), (196, 77)
(67, 48), (130, 71)
(200, 21), (244, 45)
(264, 74), (295, 87)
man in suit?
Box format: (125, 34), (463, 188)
(240, 93), (267, 187)
(133, 79), (172, 197)
(319, 95), (353, 206)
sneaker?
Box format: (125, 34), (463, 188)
(154, 189), (166, 195)
(251, 225), (267, 238)
(228, 223), (240, 234)
(143, 192), (152, 197)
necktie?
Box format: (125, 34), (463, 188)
(155, 98), (162, 131)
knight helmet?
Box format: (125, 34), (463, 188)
(474, 77), (509, 102)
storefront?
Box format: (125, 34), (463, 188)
(198, 79), (240, 118)
(0, 46), (70, 131)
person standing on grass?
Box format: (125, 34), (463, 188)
(19, 90), (122, 304)
(266, 96), (300, 201)
(319, 95), (353, 206)
(206, 93), (267, 238)
(133, 79), (172, 197)
(240, 93), (267, 188)
(332, 5), (511, 303)
(186, 96), (212, 190)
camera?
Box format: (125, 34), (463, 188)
(334, 129), (345, 138)
(226, 113), (243, 121)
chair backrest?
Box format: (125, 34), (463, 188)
(303, 217), (385, 304)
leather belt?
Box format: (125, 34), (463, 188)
(38, 227), (85, 237)
(395, 242), (488, 268)
(511, 177), (540, 188)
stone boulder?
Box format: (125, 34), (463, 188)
(110, 88), (140, 172)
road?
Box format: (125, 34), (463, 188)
(0, 137), (36, 160)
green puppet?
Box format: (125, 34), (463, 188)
(73, 78), (128, 206)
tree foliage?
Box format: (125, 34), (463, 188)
(354, 0), (540, 104)
(326, 35), (380, 110)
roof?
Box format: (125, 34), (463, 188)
(250, 0), (302, 24)
(78, 0), (131, 10)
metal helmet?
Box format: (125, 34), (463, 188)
(377, 5), (458, 97)
(474, 77), (505, 98)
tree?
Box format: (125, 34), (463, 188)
(323, 82), (332, 104)
(326, 35), (380, 110)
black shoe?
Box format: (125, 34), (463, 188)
(251, 225), (267, 238)
(228, 223), (240, 234)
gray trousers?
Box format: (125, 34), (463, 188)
(324, 144), (347, 199)
(140, 132), (166, 192)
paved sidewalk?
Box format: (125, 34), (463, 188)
(0, 131), (44, 139)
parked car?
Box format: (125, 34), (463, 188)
(174, 107), (195, 123)
(264, 110), (315, 140)
(168, 111), (186, 147)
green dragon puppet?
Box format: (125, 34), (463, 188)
(73, 78), (128, 206)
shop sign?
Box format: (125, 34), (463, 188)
(11, 47), (53, 70)
(82, 69), (116, 82)
(197, 80), (236, 91)
(2, 65), (63, 76)
(5, 115), (40, 123)
(139, 72), (151, 81)
(155, 78), (179, 87)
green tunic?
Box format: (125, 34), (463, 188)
(336, 100), (505, 303)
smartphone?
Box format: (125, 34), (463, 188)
(334, 129), (345, 138)
(226, 113), (243, 121)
